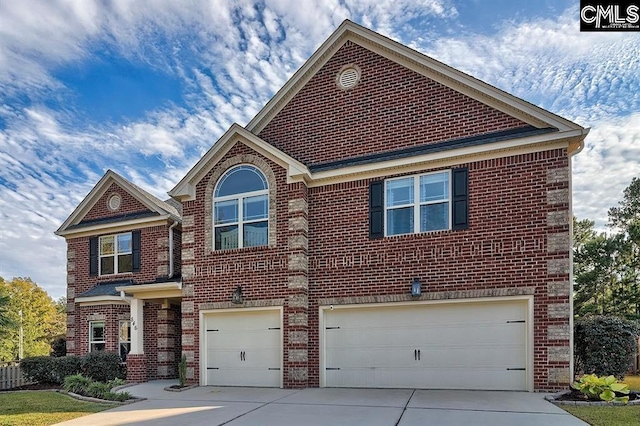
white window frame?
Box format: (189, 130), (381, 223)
(213, 165), (269, 250)
(384, 170), (452, 236)
(89, 321), (105, 352)
(119, 320), (131, 361)
(99, 232), (132, 276)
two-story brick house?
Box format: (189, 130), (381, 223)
(57, 20), (587, 391)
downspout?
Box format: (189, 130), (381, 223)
(168, 220), (179, 278)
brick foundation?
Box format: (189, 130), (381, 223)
(126, 354), (148, 383)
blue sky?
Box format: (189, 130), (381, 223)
(0, 0), (638, 300)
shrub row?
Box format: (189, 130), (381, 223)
(64, 374), (131, 402)
(21, 351), (126, 385)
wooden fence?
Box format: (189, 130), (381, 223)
(0, 364), (30, 390)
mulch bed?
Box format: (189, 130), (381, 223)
(555, 388), (639, 402)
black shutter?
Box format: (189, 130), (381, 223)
(89, 237), (98, 276)
(452, 167), (469, 230)
(132, 230), (141, 272)
(369, 180), (384, 239)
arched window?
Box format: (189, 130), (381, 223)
(213, 165), (269, 250)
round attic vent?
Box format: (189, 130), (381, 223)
(337, 66), (360, 89)
(108, 194), (122, 211)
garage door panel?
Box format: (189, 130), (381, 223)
(204, 309), (281, 387)
(323, 300), (528, 391)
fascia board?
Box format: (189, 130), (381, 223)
(303, 128), (588, 186)
(56, 215), (171, 238)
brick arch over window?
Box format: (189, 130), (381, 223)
(205, 154), (277, 253)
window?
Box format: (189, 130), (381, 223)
(385, 171), (450, 235)
(119, 320), (131, 361)
(89, 322), (105, 352)
(99, 232), (132, 275)
(213, 165), (269, 250)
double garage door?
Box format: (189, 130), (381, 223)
(322, 299), (530, 391)
(202, 299), (530, 390)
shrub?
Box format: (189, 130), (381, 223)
(20, 356), (56, 384)
(63, 373), (130, 401)
(50, 336), (66, 357)
(572, 374), (630, 403)
(85, 381), (112, 399)
(52, 355), (83, 383)
(179, 354), (187, 387)
(63, 374), (92, 394)
(82, 351), (125, 382)
(574, 315), (640, 379)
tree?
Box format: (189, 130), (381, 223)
(0, 277), (66, 362)
(573, 176), (640, 319)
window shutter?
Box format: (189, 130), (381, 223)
(369, 180), (384, 239)
(452, 167), (469, 230)
(132, 230), (141, 272)
(89, 237), (98, 276)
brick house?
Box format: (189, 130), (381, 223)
(57, 20), (588, 391)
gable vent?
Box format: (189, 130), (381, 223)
(337, 66), (360, 89)
(108, 194), (122, 211)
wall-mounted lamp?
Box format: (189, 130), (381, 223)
(411, 278), (421, 297)
(232, 286), (243, 304)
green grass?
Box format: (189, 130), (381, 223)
(561, 376), (640, 426)
(562, 405), (640, 426)
(0, 391), (114, 426)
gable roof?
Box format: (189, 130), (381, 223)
(56, 170), (181, 237)
(170, 20), (588, 200)
(247, 20), (585, 135)
(169, 124), (311, 201)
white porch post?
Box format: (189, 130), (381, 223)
(130, 298), (144, 354)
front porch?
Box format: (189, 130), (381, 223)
(117, 281), (182, 383)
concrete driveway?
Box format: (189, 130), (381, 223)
(55, 380), (586, 426)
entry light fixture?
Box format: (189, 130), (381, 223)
(411, 278), (421, 297)
(232, 286), (243, 304)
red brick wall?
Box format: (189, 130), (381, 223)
(181, 142), (304, 386)
(258, 41), (529, 166)
(305, 149), (570, 391)
(71, 304), (129, 356)
(68, 225), (176, 292)
(83, 182), (151, 221)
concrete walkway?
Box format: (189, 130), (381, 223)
(55, 380), (587, 425)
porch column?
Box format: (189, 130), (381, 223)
(126, 298), (148, 383)
(130, 297), (144, 354)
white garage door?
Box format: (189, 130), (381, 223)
(203, 309), (281, 387)
(323, 300), (528, 390)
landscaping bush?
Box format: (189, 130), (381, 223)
(20, 356), (56, 384)
(50, 336), (67, 357)
(52, 355), (83, 383)
(574, 315), (640, 379)
(63, 374), (92, 394)
(63, 373), (131, 401)
(82, 351), (126, 382)
(572, 374), (630, 403)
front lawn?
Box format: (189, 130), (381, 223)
(562, 375), (640, 426)
(0, 391), (114, 426)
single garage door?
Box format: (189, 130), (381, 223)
(322, 300), (528, 390)
(203, 309), (281, 387)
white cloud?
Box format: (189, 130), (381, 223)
(0, 1), (637, 299)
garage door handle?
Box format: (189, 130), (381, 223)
(414, 349), (417, 361)
(418, 349), (421, 361)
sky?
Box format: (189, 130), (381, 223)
(0, 0), (638, 300)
